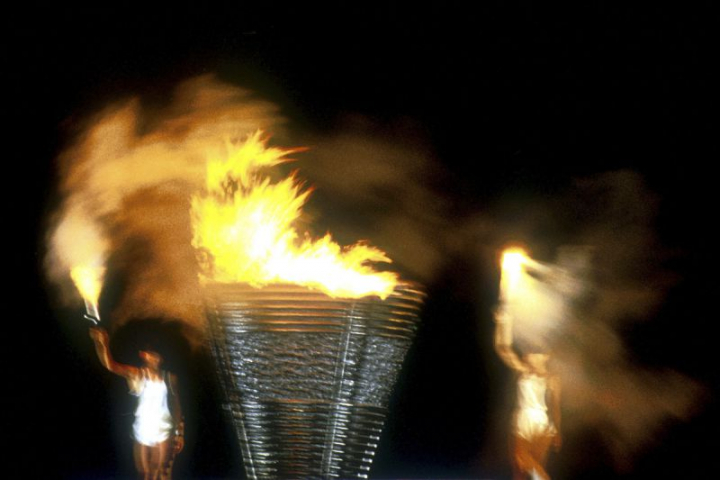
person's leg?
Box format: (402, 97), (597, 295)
(525, 434), (553, 480)
(147, 439), (171, 480)
(134, 443), (151, 480)
(513, 435), (533, 480)
(532, 433), (554, 473)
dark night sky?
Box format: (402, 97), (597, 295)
(7, 3), (718, 478)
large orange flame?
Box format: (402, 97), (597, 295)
(191, 132), (398, 299)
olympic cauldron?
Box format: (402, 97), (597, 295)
(206, 282), (424, 479)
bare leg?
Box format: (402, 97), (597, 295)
(142, 439), (171, 480)
(513, 436), (534, 480)
(134, 440), (171, 480)
(134, 442), (152, 480)
(513, 435), (552, 480)
(149, 444), (161, 480)
(530, 433), (553, 475)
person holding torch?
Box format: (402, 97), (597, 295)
(495, 248), (562, 480)
(89, 327), (184, 480)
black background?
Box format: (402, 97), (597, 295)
(6, 3), (718, 478)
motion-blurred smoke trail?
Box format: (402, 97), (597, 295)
(296, 121), (460, 282)
(45, 78), (456, 340)
(46, 76), (283, 337)
(495, 171), (703, 469)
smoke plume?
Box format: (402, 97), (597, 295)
(499, 171), (702, 469)
(46, 78), (456, 340)
(45, 75), (700, 467)
(294, 117), (468, 282)
(46, 75), (284, 338)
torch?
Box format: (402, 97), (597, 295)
(498, 246), (579, 356)
(497, 247), (557, 350)
(70, 264), (104, 324)
(497, 247), (530, 347)
(500, 247), (554, 304)
(53, 205), (108, 325)
(193, 132), (424, 479)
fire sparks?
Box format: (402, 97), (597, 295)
(191, 131), (398, 299)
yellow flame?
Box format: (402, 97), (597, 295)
(70, 264), (105, 315)
(52, 205), (108, 317)
(500, 247), (529, 301)
(191, 131), (398, 299)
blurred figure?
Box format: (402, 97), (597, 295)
(495, 310), (561, 480)
(90, 327), (184, 480)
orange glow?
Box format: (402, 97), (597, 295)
(191, 131), (398, 299)
(500, 247), (529, 300)
(51, 205), (108, 320)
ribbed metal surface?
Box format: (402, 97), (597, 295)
(206, 282), (424, 479)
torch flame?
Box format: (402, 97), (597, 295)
(191, 131), (398, 299)
(51, 205), (108, 320)
(501, 247), (529, 300)
(70, 264), (105, 319)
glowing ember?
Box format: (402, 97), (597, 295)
(191, 131), (398, 299)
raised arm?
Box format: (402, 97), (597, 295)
(493, 309), (528, 373)
(89, 327), (139, 379)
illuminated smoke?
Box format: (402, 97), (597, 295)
(499, 171), (702, 469)
(45, 79), (454, 340)
(44, 73), (697, 468)
(46, 75), (284, 338)
(293, 119), (461, 282)
(48, 204), (108, 317)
